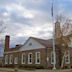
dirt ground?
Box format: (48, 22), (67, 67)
(0, 68), (72, 72)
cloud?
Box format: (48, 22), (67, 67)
(0, 0), (72, 50)
(5, 3), (37, 19)
(0, 0), (72, 57)
(15, 22), (53, 39)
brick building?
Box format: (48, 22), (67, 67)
(0, 57), (3, 67)
(3, 21), (72, 69)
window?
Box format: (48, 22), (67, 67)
(65, 51), (70, 64)
(5, 55), (8, 64)
(21, 53), (25, 64)
(9, 54), (13, 64)
(35, 52), (40, 64)
(51, 51), (54, 64)
(29, 43), (32, 46)
(28, 53), (32, 64)
(68, 39), (72, 47)
(14, 57), (18, 64)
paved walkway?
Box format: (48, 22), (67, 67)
(0, 68), (72, 72)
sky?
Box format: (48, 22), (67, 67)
(0, 0), (72, 56)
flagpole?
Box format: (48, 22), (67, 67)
(51, 0), (56, 69)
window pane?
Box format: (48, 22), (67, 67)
(14, 57), (18, 64)
(35, 52), (40, 64)
(51, 52), (54, 64)
(28, 53), (32, 64)
(65, 51), (70, 64)
(5, 55), (8, 64)
(22, 53), (25, 64)
(9, 55), (13, 64)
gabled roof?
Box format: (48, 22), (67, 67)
(6, 35), (71, 52)
(31, 37), (53, 47)
(5, 37), (53, 52)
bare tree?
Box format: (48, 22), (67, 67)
(0, 17), (6, 68)
(55, 15), (72, 68)
(0, 19), (6, 57)
(55, 15), (72, 36)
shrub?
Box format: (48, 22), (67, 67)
(19, 65), (44, 69)
(35, 65), (44, 69)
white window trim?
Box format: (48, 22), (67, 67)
(14, 57), (18, 64)
(21, 53), (25, 64)
(5, 55), (8, 64)
(9, 54), (13, 64)
(51, 51), (54, 64)
(28, 53), (32, 64)
(35, 52), (40, 64)
(68, 38), (72, 47)
(65, 51), (70, 64)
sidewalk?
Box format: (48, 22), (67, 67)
(0, 68), (72, 72)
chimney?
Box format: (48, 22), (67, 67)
(5, 35), (10, 51)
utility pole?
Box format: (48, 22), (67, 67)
(51, 0), (56, 69)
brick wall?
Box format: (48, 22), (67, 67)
(4, 47), (62, 69)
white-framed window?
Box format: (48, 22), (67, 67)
(5, 55), (8, 64)
(68, 38), (72, 47)
(14, 57), (18, 64)
(21, 53), (26, 64)
(35, 52), (40, 64)
(51, 51), (54, 64)
(28, 53), (32, 64)
(9, 54), (13, 64)
(65, 51), (70, 64)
